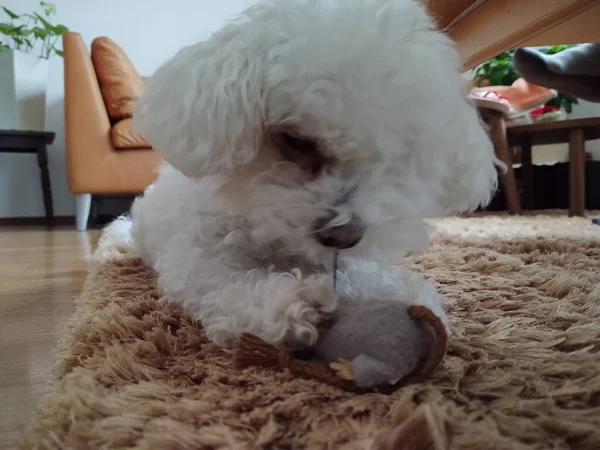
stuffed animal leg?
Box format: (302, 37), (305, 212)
(513, 44), (600, 103)
(330, 354), (416, 387)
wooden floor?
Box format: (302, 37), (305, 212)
(0, 228), (100, 450)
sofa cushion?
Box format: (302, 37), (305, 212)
(91, 37), (145, 122)
(111, 118), (152, 149)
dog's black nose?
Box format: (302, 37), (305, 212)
(313, 212), (366, 249)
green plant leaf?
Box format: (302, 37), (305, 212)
(489, 66), (510, 85)
(0, 22), (13, 34)
(0, 2), (67, 58)
(501, 71), (518, 86)
(545, 92), (579, 114)
(475, 47), (526, 87)
(52, 24), (68, 35)
(543, 44), (575, 55)
(1, 6), (20, 20)
(32, 26), (48, 40)
(0, 22), (15, 34)
(565, 103), (572, 114)
(54, 48), (63, 57)
(33, 12), (53, 30)
(40, 2), (57, 17)
(0, 23), (29, 41)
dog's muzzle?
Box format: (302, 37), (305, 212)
(313, 211), (366, 250)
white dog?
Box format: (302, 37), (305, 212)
(130, 0), (499, 350)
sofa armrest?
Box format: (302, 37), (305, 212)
(63, 31), (113, 193)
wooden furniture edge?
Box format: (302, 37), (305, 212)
(447, 0), (600, 69)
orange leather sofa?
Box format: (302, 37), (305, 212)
(63, 31), (162, 231)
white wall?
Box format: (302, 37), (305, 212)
(0, 0), (256, 218)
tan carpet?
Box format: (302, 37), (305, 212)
(21, 214), (600, 449)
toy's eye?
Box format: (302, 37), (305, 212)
(272, 131), (327, 176)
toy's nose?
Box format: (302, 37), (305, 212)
(313, 212), (366, 249)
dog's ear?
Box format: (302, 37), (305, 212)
(437, 106), (502, 214)
(134, 24), (266, 178)
(360, 0), (500, 215)
(388, 1), (501, 215)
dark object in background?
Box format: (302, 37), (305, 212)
(514, 45), (600, 104)
(485, 161), (600, 212)
(0, 130), (56, 227)
(89, 195), (136, 228)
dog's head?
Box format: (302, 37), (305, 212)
(135, 0), (499, 263)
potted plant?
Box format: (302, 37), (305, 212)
(472, 46), (579, 118)
(0, 1), (68, 131)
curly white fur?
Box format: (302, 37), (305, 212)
(129, 0), (499, 349)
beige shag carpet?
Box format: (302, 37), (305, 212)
(21, 214), (600, 449)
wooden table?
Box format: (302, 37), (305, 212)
(0, 130), (56, 226)
(507, 117), (600, 217)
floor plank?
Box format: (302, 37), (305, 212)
(0, 228), (100, 450)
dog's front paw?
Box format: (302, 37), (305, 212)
(299, 273), (339, 314)
(284, 273), (339, 349)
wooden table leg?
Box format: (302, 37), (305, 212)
(488, 113), (521, 215)
(568, 128), (585, 217)
(36, 145), (55, 227)
(520, 136), (534, 211)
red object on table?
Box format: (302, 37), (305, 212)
(529, 105), (559, 118)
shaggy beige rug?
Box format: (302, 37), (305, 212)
(21, 214), (600, 449)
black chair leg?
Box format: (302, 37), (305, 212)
(36, 145), (54, 228)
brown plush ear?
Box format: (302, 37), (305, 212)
(405, 305), (448, 382)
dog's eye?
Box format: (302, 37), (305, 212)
(274, 131), (327, 176)
(280, 133), (319, 155)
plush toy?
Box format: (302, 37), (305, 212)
(233, 297), (447, 393)
(316, 299), (442, 388)
(513, 44), (600, 103)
